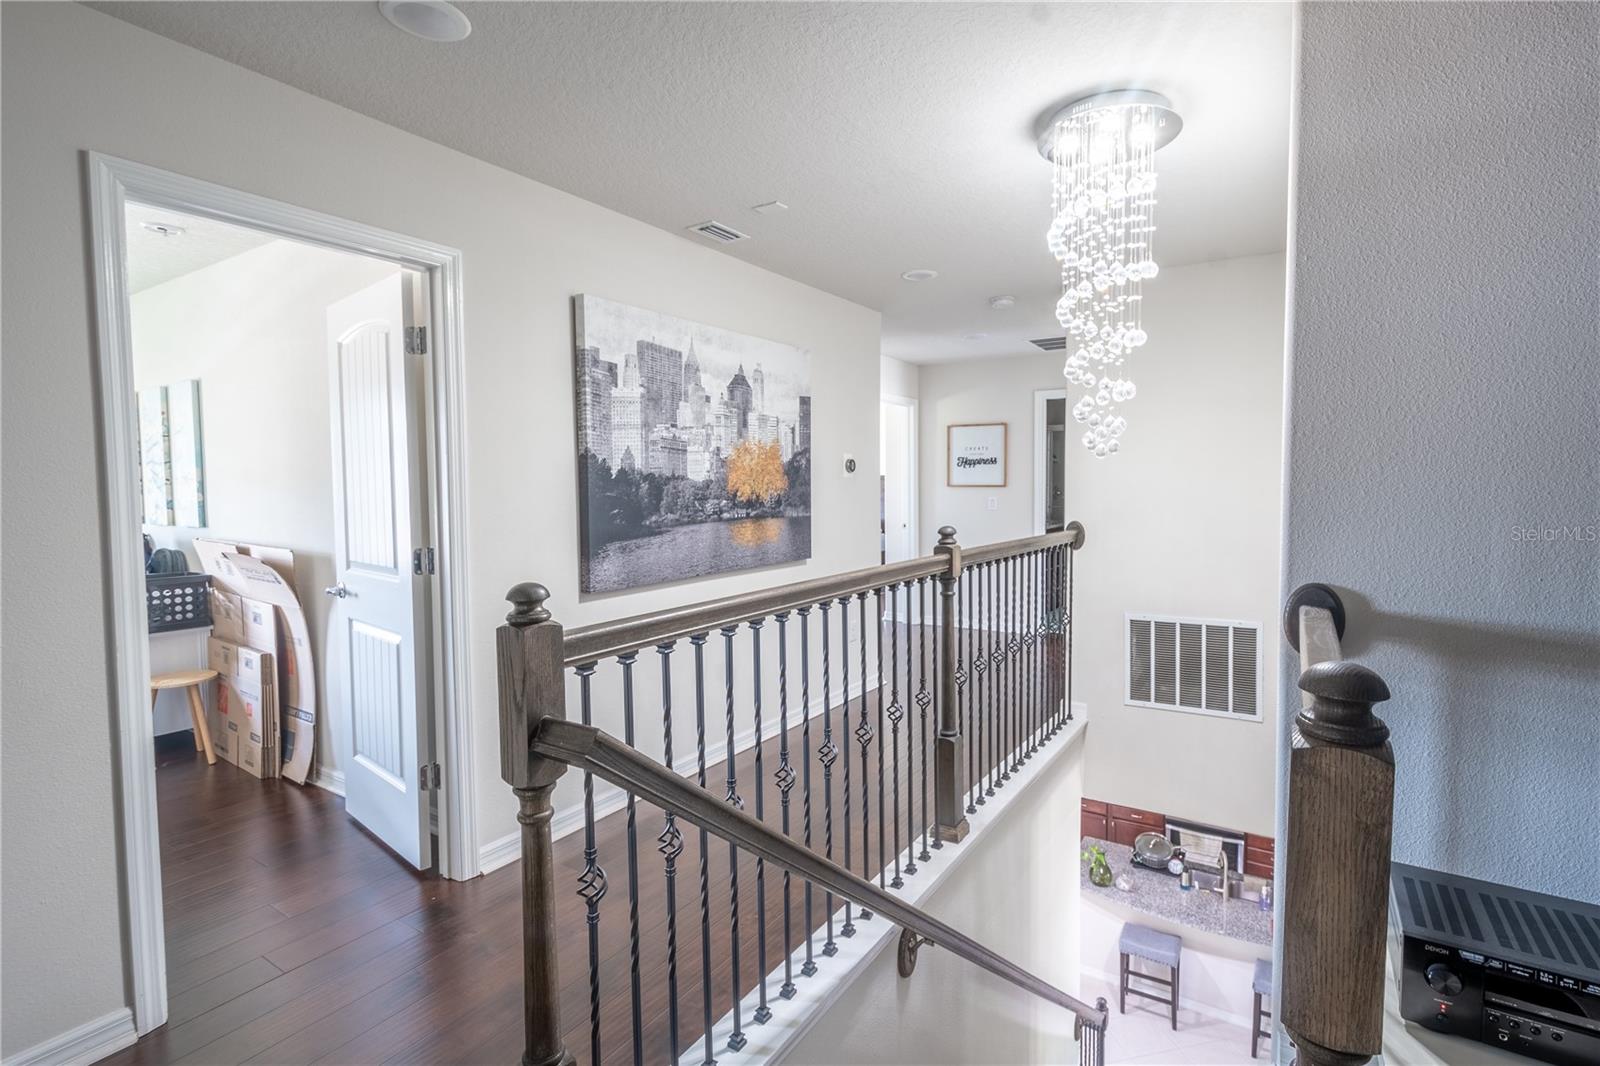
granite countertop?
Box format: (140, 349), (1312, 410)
(1079, 836), (1273, 947)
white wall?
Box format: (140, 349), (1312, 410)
(781, 722), (1086, 1065)
(917, 255), (1287, 835)
(132, 239), (400, 773)
(0, 4), (881, 1055)
(880, 354), (920, 402)
(1286, 2), (1599, 898)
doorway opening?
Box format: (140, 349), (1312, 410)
(880, 395), (917, 564)
(1034, 388), (1068, 535)
(90, 155), (476, 1035)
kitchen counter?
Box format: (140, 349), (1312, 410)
(1080, 835), (1272, 948)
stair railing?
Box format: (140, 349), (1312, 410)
(1279, 584), (1395, 1066)
(498, 524), (1101, 1066)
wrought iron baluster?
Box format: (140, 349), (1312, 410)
(981, 561), (995, 801)
(915, 576), (931, 864)
(619, 651), (645, 1066)
(964, 567), (977, 814)
(1009, 553), (1020, 776)
(837, 597), (856, 937)
(1067, 542), (1076, 725)
(690, 633), (716, 1066)
(887, 582), (905, 888)
(720, 626), (747, 1052)
(989, 559), (1001, 793)
(1028, 550), (1040, 755)
(925, 575), (940, 854)
(970, 566), (983, 807)
(574, 663), (606, 1066)
(817, 600), (838, 958)
(870, 588), (885, 890)
(797, 607), (818, 978)
(749, 620), (772, 1025)
(773, 612), (797, 1000)
(857, 592), (874, 908)
(655, 643), (684, 1064)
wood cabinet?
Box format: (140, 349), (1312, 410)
(1080, 797), (1108, 840)
(1107, 803), (1164, 848)
(1245, 832), (1276, 879)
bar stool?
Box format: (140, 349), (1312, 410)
(1118, 922), (1182, 1030)
(151, 669), (218, 765)
(1251, 958), (1273, 1058)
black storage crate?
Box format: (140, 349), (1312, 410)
(147, 573), (212, 633)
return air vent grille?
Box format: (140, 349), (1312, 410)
(687, 220), (750, 244)
(1030, 336), (1069, 351)
(1393, 862), (1600, 977)
(1126, 614), (1261, 719)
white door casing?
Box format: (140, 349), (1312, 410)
(327, 274), (431, 869)
(880, 397), (917, 562)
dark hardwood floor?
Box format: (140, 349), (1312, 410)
(111, 626), (1061, 1066)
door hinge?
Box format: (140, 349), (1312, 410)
(412, 547), (436, 575)
(421, 762), (441, 790)
(405, 325), (427, 355)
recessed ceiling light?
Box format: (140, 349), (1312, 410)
(901, 269), (938, 282)
(988, 295), (1016, 310)
(964, 332), (990, 342)
(141, 222), (186, 238)
(752, 201), (788, 215)
(378, 0), (471, 42)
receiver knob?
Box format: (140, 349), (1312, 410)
(1426, 963), (1463, 996)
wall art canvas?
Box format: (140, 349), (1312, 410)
(947, 422), (1008, 487)
(574, 295), (812, 594)
(138, 385), (173, 526)
(167, 379), (207, 528)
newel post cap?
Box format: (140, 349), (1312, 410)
(1297, 659), (1391, 748)
(936, 525), (958, 546)
(1299, 660), (1390, 705)
(506, 582), (552, 626)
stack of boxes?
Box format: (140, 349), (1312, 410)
(206, 587), (280, 778)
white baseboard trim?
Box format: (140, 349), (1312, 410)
(311, 766), (345, 798)
(1080, 965), (1254, 1030)
(480, 676), (873, 874)
(1, 1008), (136, 1066)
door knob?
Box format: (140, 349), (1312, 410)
(323, 582), (350, 598)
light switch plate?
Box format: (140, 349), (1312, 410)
(986, 496), (998, 511)
(842, 454), (857, 478)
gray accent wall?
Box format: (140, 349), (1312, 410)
(1285, 2), (1599, 900)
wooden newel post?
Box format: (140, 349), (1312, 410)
(1281, 658), (1394, 1066)
(498, 582), (577, 1066)
(933, 526), (970, 843)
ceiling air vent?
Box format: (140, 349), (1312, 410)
(1127, 614), (1261, 719)
(687, 220), (750, 244)
(1030, 337), (1068, 351)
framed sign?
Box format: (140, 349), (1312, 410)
(947, 422), (1007, 487)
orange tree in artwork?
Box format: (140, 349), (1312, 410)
(725, 440), (789, 512)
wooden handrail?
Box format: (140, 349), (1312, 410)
(1279, 584), (1394, 1066)
(530, 714), (1111, 1034)
(561, 523), (1084, 667)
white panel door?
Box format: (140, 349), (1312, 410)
(327, 273), (429, 869)
(880, 400), (915, 563)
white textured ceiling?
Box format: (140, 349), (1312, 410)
(124, 202), (275, 293)
(92, 1), (1293, 362)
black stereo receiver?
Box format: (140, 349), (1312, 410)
(1393, 862), (1600, 1066)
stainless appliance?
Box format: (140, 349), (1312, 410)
(1164, 818), (1245, 874)
(1392, 862), (1600, 1066)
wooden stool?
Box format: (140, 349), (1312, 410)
(1251, 958), (1273, 1058)
(1119, 922), (1182, 1030)
(151, 669), (218, 765)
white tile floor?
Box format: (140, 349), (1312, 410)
(1081, 977), (1272, 1066)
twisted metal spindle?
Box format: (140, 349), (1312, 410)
(914, 576), (931, 865)
(773, 612), (798, 1001)
(887, 582), (905, 889)
(1009, 553), (1021, 776)
(749, 620), (771, 1025)
(857, 591), (876, 913)
(837, 596), (856, 937)
(574, 663), (606, 1066)
(924, 575), (940, 854)
(818, 600), (838, 958)
(966, 566), (980, 812)
(978, 562), (992, 802)
(797, 607), (819, 978)
(690, 634), (716, 1066)
(655, 642), (684, 1064)
(619, 651), (645, 1066)
(720, 625), (747, 1052)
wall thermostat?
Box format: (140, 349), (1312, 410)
(842, 454), (857, 477)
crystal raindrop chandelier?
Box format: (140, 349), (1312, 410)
(1039, 90), (1181, 457)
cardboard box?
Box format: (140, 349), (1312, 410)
(208, 636), (279, 779)
(195, 540), (315, 784)
(209, 587), (246, 645)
